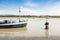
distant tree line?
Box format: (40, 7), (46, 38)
(0, 15), (60, 18)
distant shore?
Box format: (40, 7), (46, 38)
(0, 15), (60, 18)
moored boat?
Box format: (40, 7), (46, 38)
(0, 8), (27, 28)
(0, 20), (27, 28)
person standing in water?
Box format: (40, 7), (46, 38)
(45, 22), (49, 29)
(45, 15), (49, 29)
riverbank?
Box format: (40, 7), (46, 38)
(0, 15), (60, 18)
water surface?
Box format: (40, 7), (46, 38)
(0, 17), (60, 38)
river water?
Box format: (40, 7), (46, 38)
(0, 17), (60, 40)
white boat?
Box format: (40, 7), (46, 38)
(0, 20), (27, 28)
(0, 8), (27, 28)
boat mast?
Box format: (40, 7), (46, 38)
(19, 8), (21, 22)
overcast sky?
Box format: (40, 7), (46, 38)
(0, 0), (60, 16)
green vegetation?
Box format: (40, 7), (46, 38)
(0, 15), (60, 18)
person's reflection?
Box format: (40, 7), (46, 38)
(45, 29), (49, 38)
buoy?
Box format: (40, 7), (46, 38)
(45, 22), (49, 29)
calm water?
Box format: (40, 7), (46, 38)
(0, 17), (60, 38)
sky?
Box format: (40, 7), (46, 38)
(0, 0), (60, 16)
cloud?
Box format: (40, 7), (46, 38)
(20, 1), (60, 16)
(0, 10), (4, 13)
(43, 2), (60, 16)
(20, 7), (46, 15)
(0, 0), (60, 16)
(24, 2), (38, 7)
(0, 9), (18, 15)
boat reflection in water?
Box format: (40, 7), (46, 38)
(0, 27), (27, 36)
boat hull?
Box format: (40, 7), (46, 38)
(0, 22), (27, 28)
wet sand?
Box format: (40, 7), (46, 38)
(0, 29), (59, 40)
(0, 36), (60, 40)
(0, 37), (48, 40)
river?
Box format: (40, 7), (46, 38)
(0, 17), (60, 40)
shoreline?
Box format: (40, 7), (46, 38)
(0, 16), (60, 18)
